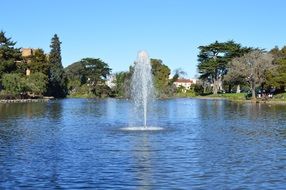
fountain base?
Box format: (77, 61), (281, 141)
(120, 126), (164, 131)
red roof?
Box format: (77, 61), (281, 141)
(174, 79), (193, 83)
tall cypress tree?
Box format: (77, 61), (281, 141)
(47, 34), (67, 98)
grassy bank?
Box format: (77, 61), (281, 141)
(198, 93), (247, 101)
(196, 92), (286, 103)
(68, 92), (286, 104)
(67, 94), (96, 98)
(272, 92), (286, 101)
(174, 91), (197, 98)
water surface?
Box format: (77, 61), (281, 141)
(0, 98), (286, 189)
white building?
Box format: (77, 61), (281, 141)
(105, 75), (116, 88)
(174, 78), (197, 89)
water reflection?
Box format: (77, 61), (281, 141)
(46, 100), (63, 121)
(1, 98), (286, 189)
(132, 134), (153, 189)
(0, 102), (48, 120)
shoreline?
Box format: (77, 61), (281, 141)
(0, 98), (51, 104)
(1, 96), (286, 105)
(193, 96), (286, 104)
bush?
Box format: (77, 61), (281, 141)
(26, 72), (48, 95)
(0, 90), (17, 99)
(2, 73), (27, 94)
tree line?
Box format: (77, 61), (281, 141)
(0, 31), (67, 99)
(197, 40), (286, 100)
(0, 31), (182, 99)
(1, 31), (285, 100)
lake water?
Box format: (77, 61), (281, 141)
(0, 98), (286, 189)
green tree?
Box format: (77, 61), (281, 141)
(151, 59), (172, 97)
(0, 31), (22, 83)
(2, 73), (26, 95)
(26, 72), (48, 96)
(65, 58), (112, 97)
(65, 61), (86, 94)
(81, 58), (111, 97)
(47, 34), (67, 98)
(197, 41), (251, 94)
(267, 46), (286, 92)
(28, 49), (50, 75)
(114, 71), (130, 97)
(65, 61), (86, 85)
(81, 58), (111, 85)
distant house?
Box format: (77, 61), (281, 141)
(21, 48), (46, 76)
(105, 75), (116, 89)
(21, 48), (35, 76)
(21, 48), (35, 58)
(173, 78), (197, 90)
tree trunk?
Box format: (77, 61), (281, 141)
(213, 80), (218, 94)
(236, 84), (241, 93)
(250, 82), (256, 100)
(203, 86), (207, 94)
(218, 77), (223, 92)
(252, 88), (256, 100)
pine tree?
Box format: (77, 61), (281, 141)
(0, 31), (22, 82)
(47, 34), (67, 98)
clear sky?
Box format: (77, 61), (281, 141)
(1, 0), (285, 78)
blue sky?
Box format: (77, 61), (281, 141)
(1, 0), (285, 77)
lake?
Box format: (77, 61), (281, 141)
(0, 98), (286, 189)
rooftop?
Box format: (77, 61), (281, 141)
(174, 78), (193, 83)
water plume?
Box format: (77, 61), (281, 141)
(131, 51), (154, 127)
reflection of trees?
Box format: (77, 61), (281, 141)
(197, 99), (226, 122)
(46, 100), (63, 120)
(0, 102), (47, 120)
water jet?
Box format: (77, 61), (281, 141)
(121, 51), (163, 131)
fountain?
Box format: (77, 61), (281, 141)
(120, 51), (163, 131)
(131, 51), (154, 127)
